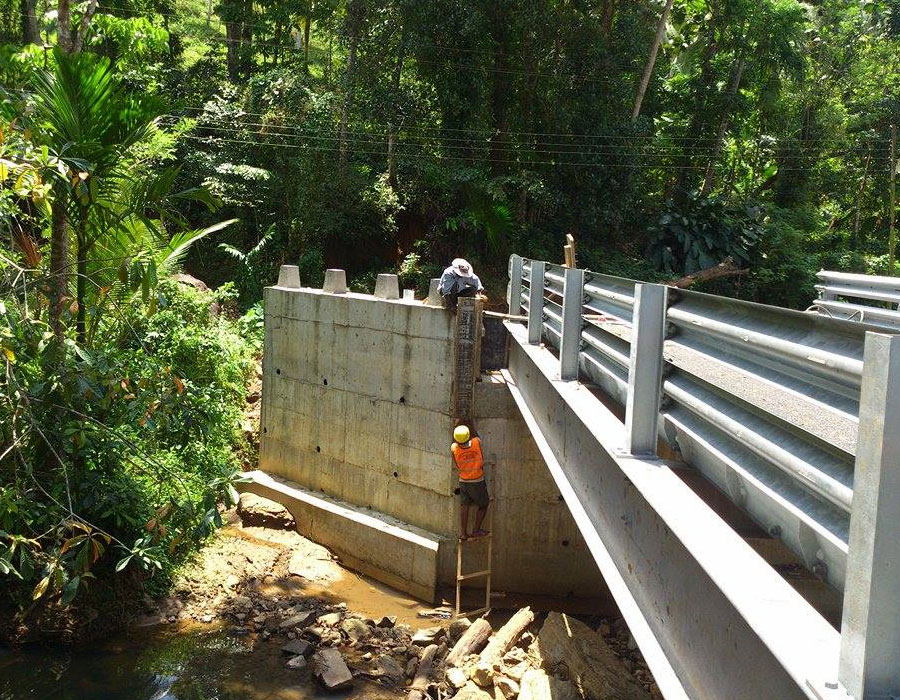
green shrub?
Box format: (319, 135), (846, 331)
(0, 274), (255, 616)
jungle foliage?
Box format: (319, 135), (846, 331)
(1, 0), (900, 627)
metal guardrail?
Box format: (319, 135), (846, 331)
(813, 270), (900, 329)
(507, 253), (900, 700)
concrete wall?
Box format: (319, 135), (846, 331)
(260, 284), (605, 598)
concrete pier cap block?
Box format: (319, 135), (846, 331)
(424, 278), (445, 307)
(323, 269), (348, 294)
(374, 273), (400, 300)
(277, 265), (301, 289)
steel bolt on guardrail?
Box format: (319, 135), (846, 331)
(506, 253), (900, 700)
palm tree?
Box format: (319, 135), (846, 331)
(19, 49), (230, 346)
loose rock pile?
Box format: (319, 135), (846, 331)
(147, 495), (661, 699)
(436, 609), (660, 700)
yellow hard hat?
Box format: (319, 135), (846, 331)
(453, 425), (471, 443)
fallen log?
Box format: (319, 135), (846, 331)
(447, 617), (492, 667)
(669, 256), (747, 289)
(407, 643), (438, 700)
(530, 612), (650, 700)
(471, 607), (534, 686)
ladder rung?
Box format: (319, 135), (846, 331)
(459, 606), (491, 618)
(460, 534), (493, 543)
(457, 569), (491, 581)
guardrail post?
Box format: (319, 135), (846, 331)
(560, 267), (585, 380)
(838, 332), (900, 700)
(508, 255), (524, 316)
(625, 283), (667, 456)
(527, 261), (546, 345)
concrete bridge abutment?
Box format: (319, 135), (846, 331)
(249, 279), (608, 604)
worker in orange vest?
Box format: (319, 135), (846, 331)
(451, 424), (489, 540)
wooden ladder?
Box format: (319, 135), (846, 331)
(454, 533), (492, 620)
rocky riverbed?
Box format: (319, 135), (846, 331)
(133, 493), (661, 700)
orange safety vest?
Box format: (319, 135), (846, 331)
(451, 437), (484, 481)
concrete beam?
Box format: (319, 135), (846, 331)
(504, 322), (840, 700)
(240, 470), (450, 603)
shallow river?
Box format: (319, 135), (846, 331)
(0, 624), (400, 700)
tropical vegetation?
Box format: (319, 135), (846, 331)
(1, 0), (899, 634)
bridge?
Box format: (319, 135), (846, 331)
(247, 258), (900, 700)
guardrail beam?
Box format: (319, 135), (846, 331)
(560, 267), (585, 380)
(625, 283), (667, 456)
(839, 332), (900, 700)
(528, 261), (546, 345)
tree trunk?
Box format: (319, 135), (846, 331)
(851, 150), (873, 250)
(700, 55), (746, 195)
(226, 22), (241, 80)
(446, 618), (492, 667)
(601, 0), (617, 36)
(387, 24), (408, 188)
(57, 0), (73, 51)
(70, 0), (98, 53)
(241, 0), (253, 78)
(304, 15), (311, 68)
(49, 197), (68, 344)
(488, 0), (509, 175)
(75, 225), (87, 346)
(632, 0), (673, 123)
(471, 607), (534, 686)
(406, 644), (438, 700)
(339, 0), (363, 168)
(21, 0), (39, 45)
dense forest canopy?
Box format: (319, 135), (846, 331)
(5, 0), (900, 305)
(0, 0), (899, 626)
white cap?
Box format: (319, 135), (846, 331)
(451, 258), (474, 278)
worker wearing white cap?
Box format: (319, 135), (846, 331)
(438, 258), (484, 312)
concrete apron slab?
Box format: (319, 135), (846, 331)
(239, 470), (452, 603)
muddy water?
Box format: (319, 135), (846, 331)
(0, 624), (402, 700)
(0, 565), (427, 700)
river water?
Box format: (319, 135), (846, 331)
(0, 623), (400, 700)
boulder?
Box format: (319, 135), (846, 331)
(286, 655), (308, 670)
(455, 682), (494, 700)
(311, 649), (353, 690)
(376, 615), (397, 628)
(446, 667), (468, 689)
(237, 493), (294, 529)
(519, 669), (580, 700)
(341, 618), (371, 641)
(495, 676), (520, 699)
(375, 655), (405, 681)
(318, 612), (342, 627)
(280, 611), (314, 629)
(411, 626), (445, 646)
(530, 612), (651, 700)
(448, 618), (472, 643)
(281, 639), (313, 657)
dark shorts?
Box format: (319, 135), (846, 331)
(459, 480), (489, 508)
